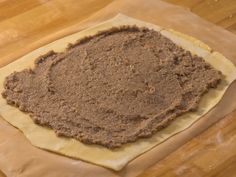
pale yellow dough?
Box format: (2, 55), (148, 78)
(0, 14), (236, 171)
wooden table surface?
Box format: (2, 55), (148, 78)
(0, 0), (236, 176)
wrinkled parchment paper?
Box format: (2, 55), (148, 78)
(1, 1), (236, 177)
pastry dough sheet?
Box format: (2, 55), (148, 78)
(0, 14), (236, 171)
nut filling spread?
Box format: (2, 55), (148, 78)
(2, 26), (222, 148)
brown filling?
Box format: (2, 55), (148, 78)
(2, 26), (222, 148)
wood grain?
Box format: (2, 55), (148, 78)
(138, 109), (236, 177)
(165, 0), (236, 34)
(0, 0), (113, 67)
(0, 0), (236, 177)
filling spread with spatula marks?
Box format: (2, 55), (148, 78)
(2, 26), (222, 148)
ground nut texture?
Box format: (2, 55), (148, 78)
(2, 26), (222, 148)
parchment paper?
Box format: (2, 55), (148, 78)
(1, 1), (236, 177)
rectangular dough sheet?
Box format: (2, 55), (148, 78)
(0, 14), (236, 171)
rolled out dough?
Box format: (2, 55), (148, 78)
(0, 14), (236, 171)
